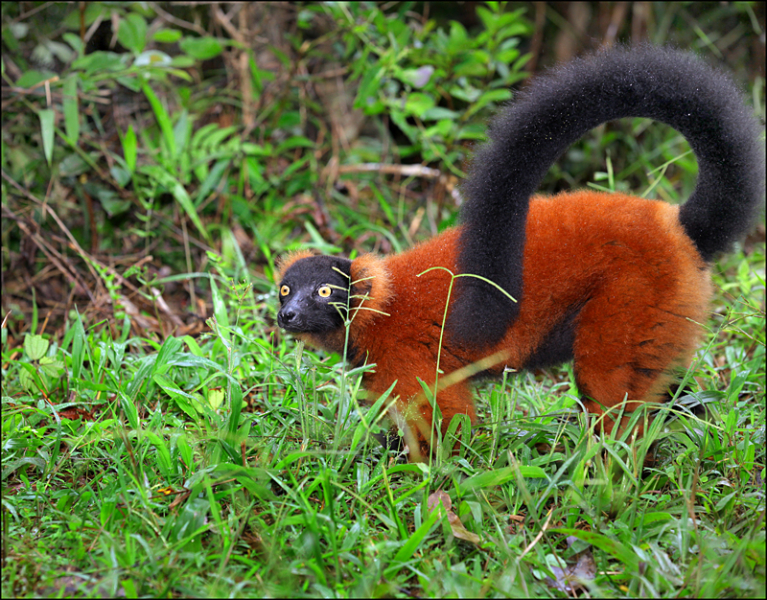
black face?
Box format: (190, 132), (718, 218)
(277, 255), (352, 334)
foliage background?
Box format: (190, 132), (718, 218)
(1, 2), (765, 598)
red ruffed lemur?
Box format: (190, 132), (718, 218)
(277, 46), (764, 460)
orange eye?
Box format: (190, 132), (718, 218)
(318, 286), (332, 298)
(280, 285), (290, 296)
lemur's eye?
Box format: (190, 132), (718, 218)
(280, 285), (290, 296)
(317, 285), (332, 298)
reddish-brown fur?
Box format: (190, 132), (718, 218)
(276, 47), (763, 460)
(279, 191), (712, 458)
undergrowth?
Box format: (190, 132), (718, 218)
(2, 2), (765, 598)
(2, 237), (764, 598)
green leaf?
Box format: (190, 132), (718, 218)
(449, 85), (482, 103)
(637, 512), (673, 527)
(193, 125), (238, 153)
(194, 159), (229, 205)
(18, 363), (41, 392)
(70, 308), (86, 381)
(170, 497), (209, 552)
(208, 388), (225, 411)
(122, 124), (137, 173)
(142, 83), (176, 158)
(39, 357), (64, 378)
(119, 392), (139, 429)
(154, 373), (203, 419)
(456, 124), (486, 140)
(496, 47), (521, 64)
(62, 76), (79, 144)
(551, 528), (640, 571)
(227, 384), (243, 435)
(153, 336), (185, 375)
(176, 434), (193, 468)
(153, 28), (182, 43)
(72, 51), (125, 74)
(422, 107), (460, 121)
(389, 110), (417, 143)
(404, 92), (436, 116)
(345, 380), (398, 465)
(282, 155), (311, 179)
(17, 70), (56, 88)
(173, 110), (189, 155)
(465, 88), (512, 119)
(140, 165), (209, 241)
(93, 187), (131, 216)
(447, 21), (469, 55)
(209, 277), (230, 333)
(179, 36), (223, 60)
(24, 334), (49, 360)
(458, 466), (548, 493)
(214, 464), (275, 500)
(2, 457), (47, 479)
(170, 56), (196, 69)
(118, 13), (147, 54)
(497, 22), (530, 42)
(183, 336), (203, 357)
(455, 56), (490, 78)
(423, 120), (453, 139)
(354, 65), (384, 110)
(476, 6), (496, 31)
(385, 500), (443, 578)
(146, 431), (174, 477)
(4, 23), (25, 52)
(110, 166), (131, 189)
(276, 136), (315, 153)
(37, 109), (55, 166)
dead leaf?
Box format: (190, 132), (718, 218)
(58, 407), (95, 421)
(544, 536), (596, 593)
(427, 490), (451, 511)
(427, 491), (481, 546)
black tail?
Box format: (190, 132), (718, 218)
(450, 45), (764, 349)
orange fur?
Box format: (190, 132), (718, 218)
(316, 192), (712, 457)
(276, 47), (762, 461)
(276, 250), (316, 274)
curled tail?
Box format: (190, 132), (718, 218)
(450, 45), (764, 349)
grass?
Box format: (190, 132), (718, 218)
(1, 3), (765, 597)
(2, 233), (764, 597)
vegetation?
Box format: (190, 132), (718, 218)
(2, 2), (764, 597)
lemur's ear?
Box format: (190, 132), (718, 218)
(347, 254), (393, 328)
(276, 250), (316, 282)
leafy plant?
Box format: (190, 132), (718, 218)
(2, 2), (764, 598)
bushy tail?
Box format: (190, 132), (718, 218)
(451, 45), (764, 349)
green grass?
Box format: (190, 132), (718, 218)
(2, 2), (765, 597)
(2, 238), (764, 598)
